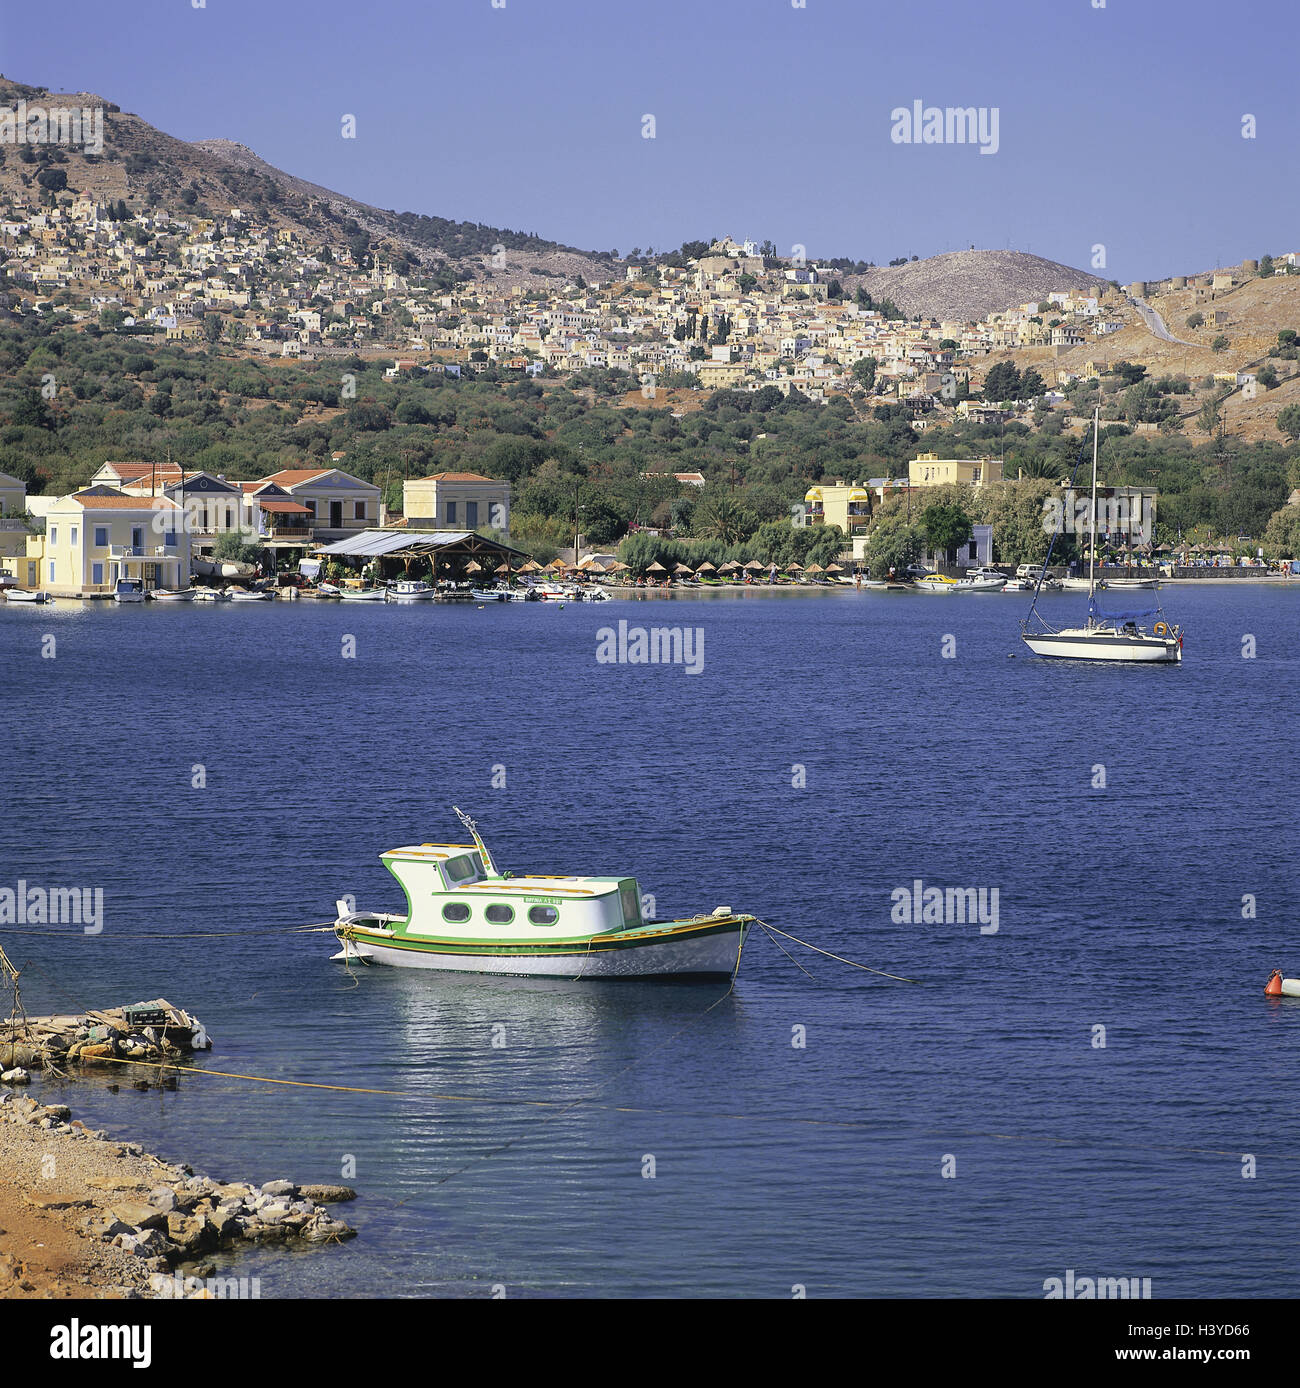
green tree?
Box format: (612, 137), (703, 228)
(202, 313), (222, 343)
(920, 501), (972, 564)
(1211, 335), (1229, 353)
(852, 356), (878, 391)
(1019, 367), (1046, 399)
(1186, 312), (1204, 329)
(1276, 404), (1300, 442)
(863, 515), (924, 578)
(983, 361), (1021, 401)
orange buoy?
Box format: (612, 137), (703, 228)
(1266, 969), (1284, 996)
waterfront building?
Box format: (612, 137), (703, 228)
(402, 472), (511, 535)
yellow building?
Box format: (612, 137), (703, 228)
(908, 454), (1004, 487)
(36, 488), (190, 596)
(402, 471), (510, 533)
(803, 483), (872, 534)
(694, 361), (749, 389)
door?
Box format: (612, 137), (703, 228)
(330, 500), (343, 528)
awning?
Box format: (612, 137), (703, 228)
(257, 499), (311, 514)
(314, 528), (531, 562)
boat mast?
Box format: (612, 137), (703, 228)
(1087, 406), (1099, 620)
(453, 806), (499, 876)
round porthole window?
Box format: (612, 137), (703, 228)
(442, 902), (471, 923)
(528, 905), (559, 925)
(485, 903), (514, 924)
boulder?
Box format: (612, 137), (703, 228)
(147, 1187), (177, 1213)
(299, 1183), (357, 1204)
(108, 1200), (169, 1231)
(165, 1214), (208, 1252)
(0, 1067), (31, 1085)
(259, 1179), (296, 1198)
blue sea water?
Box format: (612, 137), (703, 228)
(2, 583), (1299, 1298)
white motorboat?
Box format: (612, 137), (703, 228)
(227, 587), (272, 603)
(1060, 576), (1100, 591)
(1106, 577), (1160, 591)
(337, 588), (385, 602)
(191, 588), (232, 602)
(1021, 409), (1182, 664)
(913, 573), (957, 593)
(150, 588), (196, 602)
(330, 808), (753, 979)
(3, 588), (49, 603)
(113, 579), (146, 604)
(951, 574), (1007, 593)
(386, 579), (434, 601)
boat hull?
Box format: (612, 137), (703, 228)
(1022, 631), (1180, 662)
(335, 915), (751, 978)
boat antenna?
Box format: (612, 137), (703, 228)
(453, 806), (498, 876)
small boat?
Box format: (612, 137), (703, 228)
(386, 579), (434, 601)
(227, 587), (272, 603)
(3, 588), (49, 603)
(330, 809), (754, 979)
(951, 574), (1007, 593)
(191, 587), (232, 602)
(337, 588), (385, 602)
(434, 586), (476, 602)
(1106, 577), (1160, 591)
(150, 588), (196, 602)
(1060, 576), (1100, 591)
(913, 574), (957, 593)
(113, 579), (146, 604)
(314, 582), (343, 598)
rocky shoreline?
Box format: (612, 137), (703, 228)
(0, 1086), (356, 1299)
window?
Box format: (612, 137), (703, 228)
(485, 903), (514, 924)
(620, 883), (641, 925)
(441, 903), (471, 923)
(444, 854), (481, 883)
(164, 531), (177, 548)
(48, 561), (55, 581)
(466, 501), (478, 528)
(49, 525), (57, 546)
(94, 527), (108, 548)
(70, 526), (78, 547)
(131, 526), (144, 550)
(528, 906), (559, 926)
(445, 501), (457, 525)
(354, 501), (366, 520)
(92, 562), (103, 585)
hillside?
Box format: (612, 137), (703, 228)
(0, 76), (614, 285)
(841, 249), (1108, 322)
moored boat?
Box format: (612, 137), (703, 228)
(150, 588), (196, 602)
(3, 588), (49, 603)
(330, 809), (753, 979)
(386, 579), (434, 601)
(113, 579), (146, 604)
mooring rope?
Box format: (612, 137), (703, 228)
(755, 920), (922, 983)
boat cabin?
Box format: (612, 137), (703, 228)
(380, 842), (644, 939)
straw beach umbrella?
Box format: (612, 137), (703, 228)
(743, 559), (765, 573)
(695, 560), (716, 573)
(645, 561), (668, 574)
(519, 559), (543, 573)
(673, 562), (695, 575)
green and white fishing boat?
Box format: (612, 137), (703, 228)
(330, 809), (753, 978)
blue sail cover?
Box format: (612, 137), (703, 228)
(1087, 595), (1161, 624)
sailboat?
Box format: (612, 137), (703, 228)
(1020, 409), (1183, 663)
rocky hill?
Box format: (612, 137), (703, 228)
(842, 249), (1109, 321)
(0, 76), (614, 285)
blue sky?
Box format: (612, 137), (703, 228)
(5, 0), (1292, 279)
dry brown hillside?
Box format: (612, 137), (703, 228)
(0, 76), (613, 286)
(841, 249), (1108, 321)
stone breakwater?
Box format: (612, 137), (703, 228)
(0, 1087), (355, 1298)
